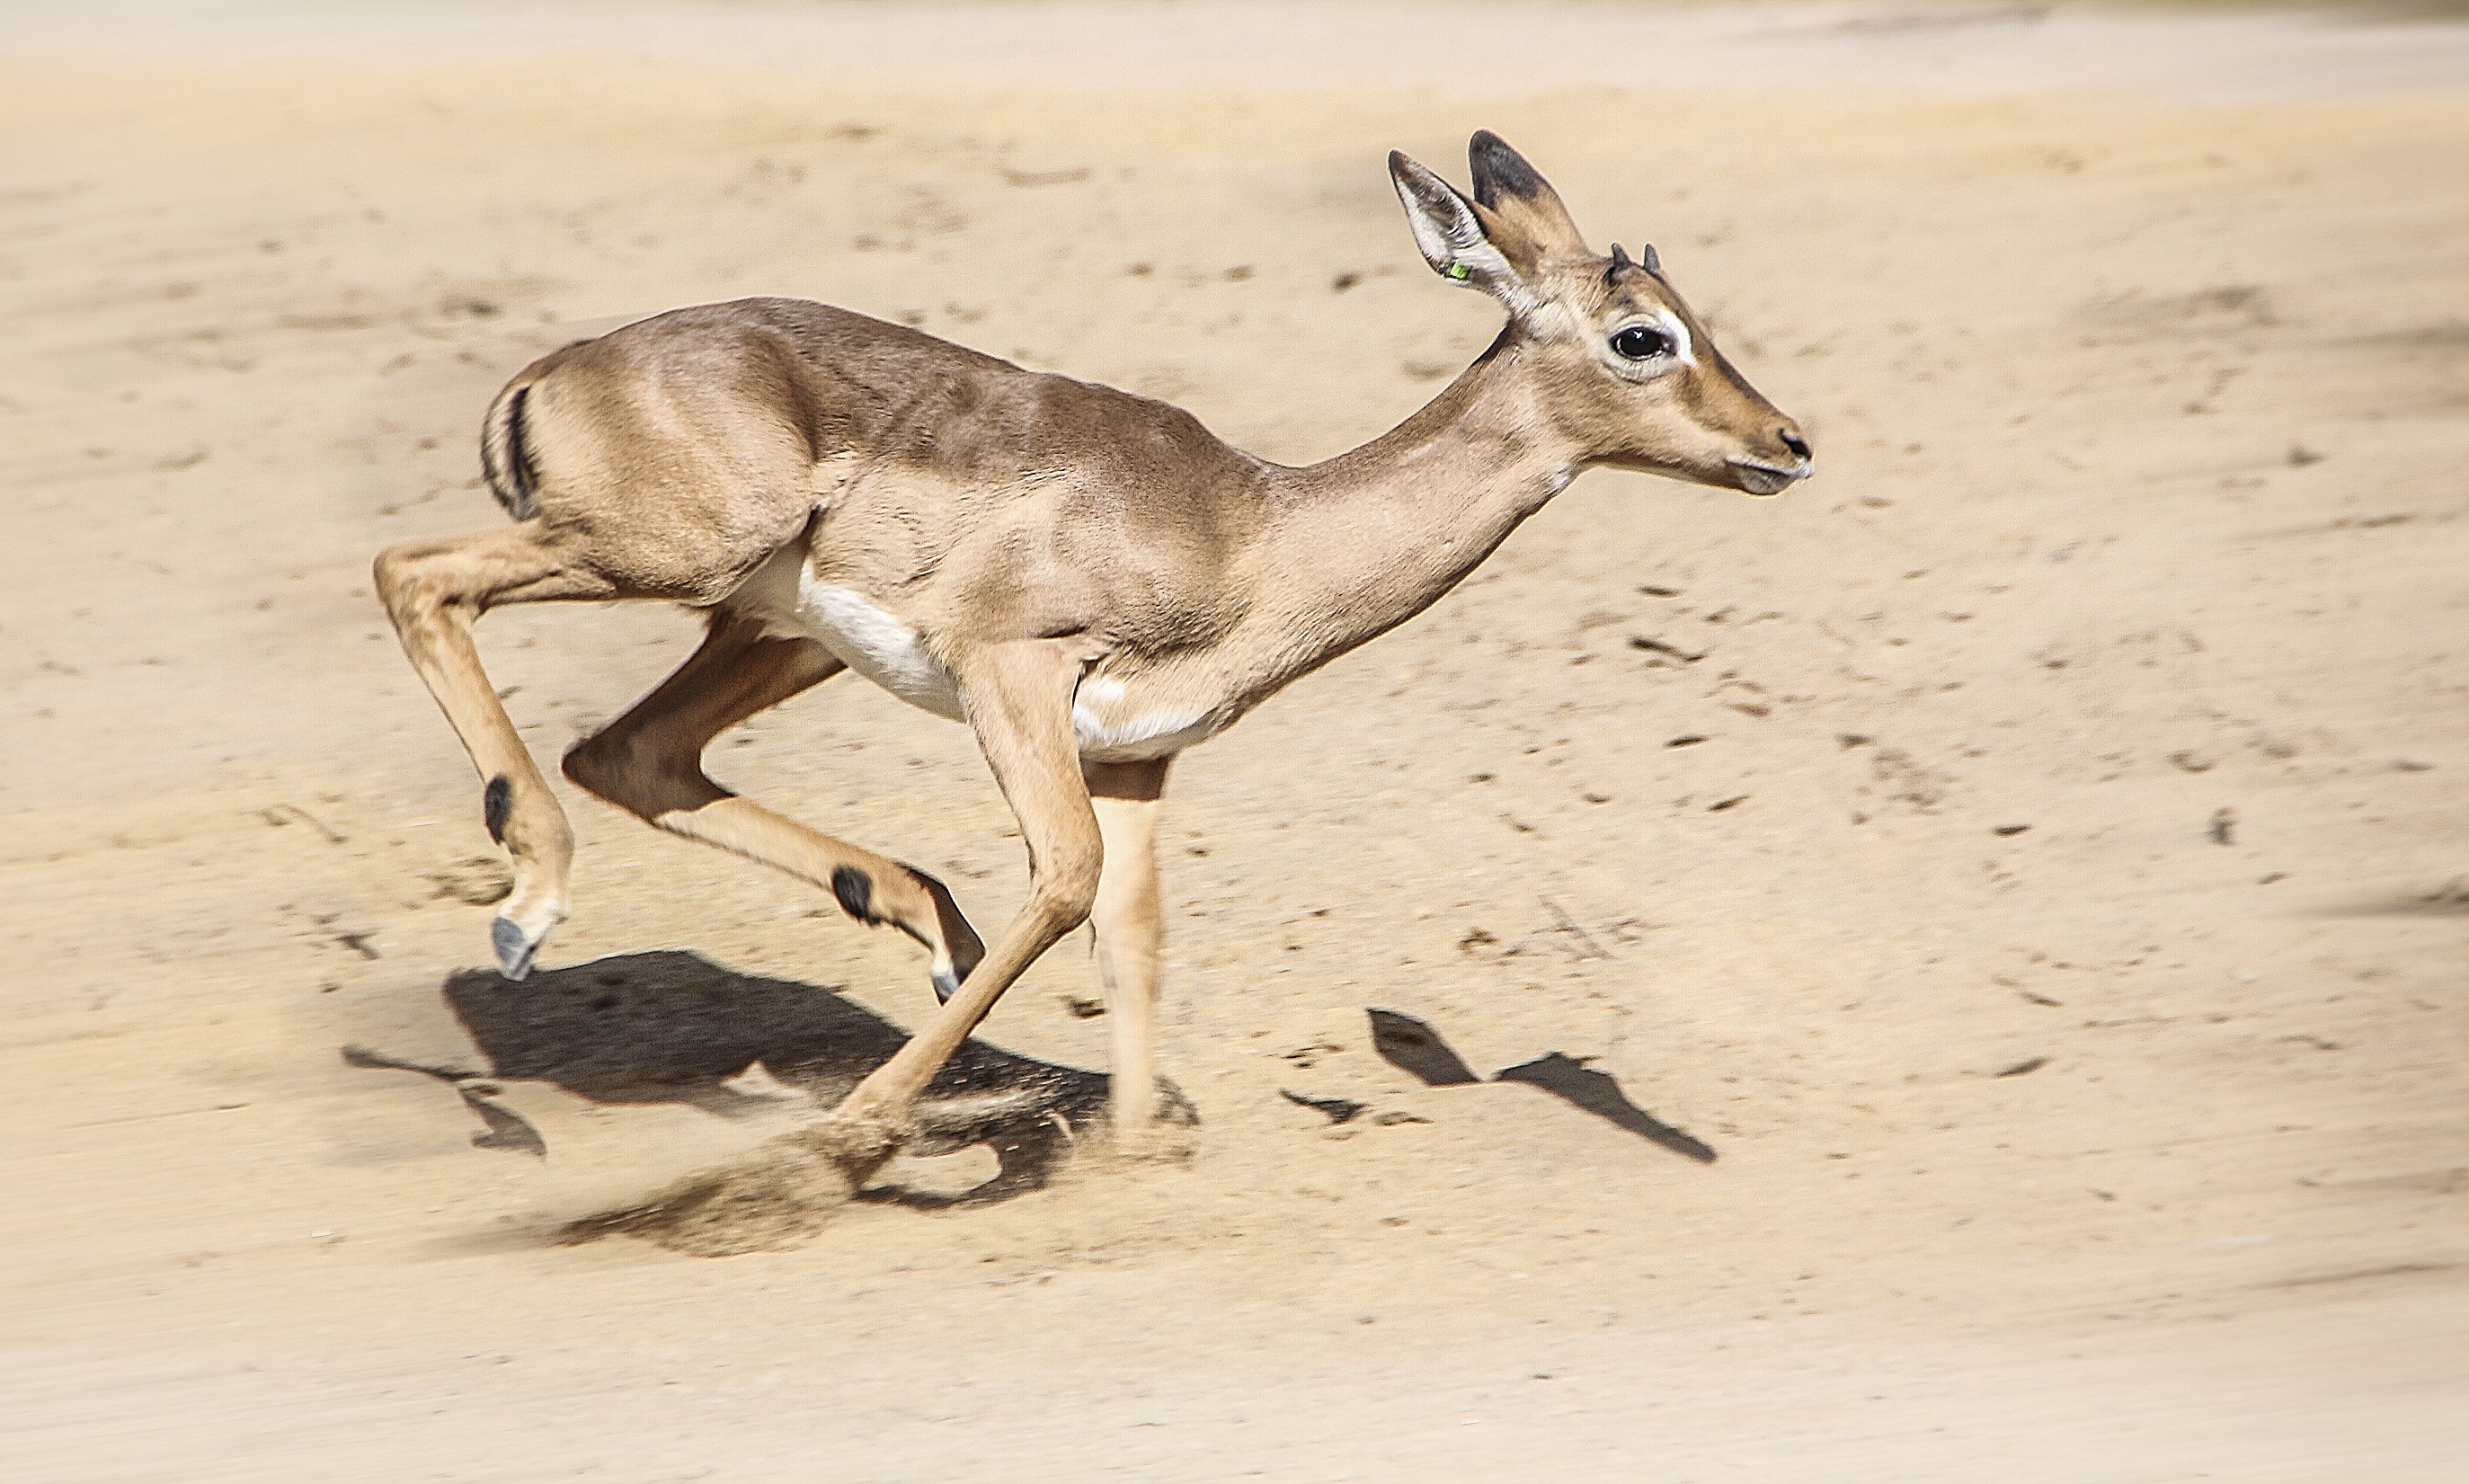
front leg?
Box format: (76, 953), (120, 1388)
(1087, 757), (1171, 1140)
(833, 642), (1103, 1145)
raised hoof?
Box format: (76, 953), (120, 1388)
(491, 915), (544, 981)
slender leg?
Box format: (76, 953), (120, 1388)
(373, 523), (618, 978)
(1087, 756), (1171, 1138)
(834, 642), (1101, 1134)
(562, 610), (984, 996)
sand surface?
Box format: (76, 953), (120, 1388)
(4, 2), (2466, 1478)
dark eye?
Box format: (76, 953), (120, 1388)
(1610, 324), (1674, 361)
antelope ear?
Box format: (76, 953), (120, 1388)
(1388, 149), (1538, 315)
(1467, 130), (1587, 260)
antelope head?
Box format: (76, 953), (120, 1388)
(1390, 131), (1813, 496)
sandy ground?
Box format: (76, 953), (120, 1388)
(4, 2), (2466, 1478)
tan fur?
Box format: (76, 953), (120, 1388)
(372, 133), (1809, 1160)
(1088, 758), (1171, 1139)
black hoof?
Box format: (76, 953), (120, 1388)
(930, 966), (961, 1004)
(491, 916), (540, 981)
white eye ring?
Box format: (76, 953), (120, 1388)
(1603, 310), (1694, 376)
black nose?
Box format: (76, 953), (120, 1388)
(1780, 428), (1811, 461)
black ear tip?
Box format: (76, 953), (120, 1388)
(1467, 130), (1546, 205)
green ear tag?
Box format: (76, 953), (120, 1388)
(1446, 262), (1470, 280)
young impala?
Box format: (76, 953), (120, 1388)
(374, 132), (1810, 1172)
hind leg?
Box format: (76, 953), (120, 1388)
(373, 521), (618, 978)
(562, 609), (987, 999)
(1087, 757), (1171, 1140)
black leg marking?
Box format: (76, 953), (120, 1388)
(830, 866), (877, 925)
(483, 775), (512, 845)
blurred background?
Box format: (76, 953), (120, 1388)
(3, 3), (2465, 1480)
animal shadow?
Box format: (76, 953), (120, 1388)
(1367, 1008), (1718, 1164)
(346, 948), (1191, 1207)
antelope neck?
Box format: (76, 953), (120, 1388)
(1248, 330), (1583, 658)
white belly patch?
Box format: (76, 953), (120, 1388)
(1070, 675), (1219, 760)
(793, 577), (966, 722)
(731, 552), (1227, 758)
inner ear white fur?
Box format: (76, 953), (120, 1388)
(1390, 156), (1539, 317)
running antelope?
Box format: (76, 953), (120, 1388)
(374, 133), (1811, 1165)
